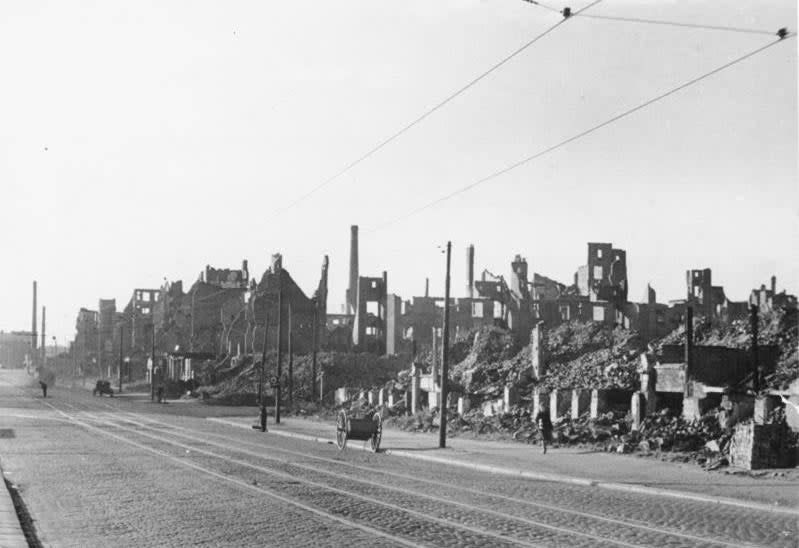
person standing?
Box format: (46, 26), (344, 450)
(535, 402), (553, 454)
(39, 380), (47, 398)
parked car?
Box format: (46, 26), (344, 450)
(93, 380), (114, 397)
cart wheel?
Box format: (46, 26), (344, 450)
(370, 412), (382, 453)
(336, 410), (348, 451)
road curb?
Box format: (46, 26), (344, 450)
(207, 417), (799, 517)
(0, 460), (30, 548)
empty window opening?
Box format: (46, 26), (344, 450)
(593, 266), (603, 279)
(593, 306), (605, 322)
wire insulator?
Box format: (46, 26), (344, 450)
(777, 27), (788, 39)
(562, 7), (572, 18)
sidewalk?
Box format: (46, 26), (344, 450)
(208, 415), (799, 515)
(0, 461), (29, 548)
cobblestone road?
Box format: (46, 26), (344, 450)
(1, 373), (796, 547)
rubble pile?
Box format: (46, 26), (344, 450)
(198, 351), (409, 403)
(541, 322), (643, 390)
(655, 308), (798, 390)
(451, 327), (523, 396)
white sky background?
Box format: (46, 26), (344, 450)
(0, 0), (796, 343)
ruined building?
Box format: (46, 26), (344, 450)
(343, 225), (389, 352)
(236, 253), (328, 357)
(97, 299), (116, 377)
(749, 276), (797, 314)
(73, 308), (98, 374)
(152, 261), (250, 356)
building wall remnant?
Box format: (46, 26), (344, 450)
(749, 276), (797, 314)
(243, 254), (327, 357)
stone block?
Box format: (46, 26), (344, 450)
(571, 389), (590, 419)
(718, 393), (754, 429)
(482, 398), (504, 417)
(729, 421), (792, 470)
(428, 390), (440, 410)
(785, 396), (799, 433)
(754, 395), (780, 425)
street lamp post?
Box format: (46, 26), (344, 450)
(118, 324), (124, 394)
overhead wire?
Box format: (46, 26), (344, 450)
(366, 34), (795, 234)
(268, 0), (603, 220)
(523, 0), (777, 36)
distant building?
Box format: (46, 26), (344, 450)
(0, 331), (34, 369)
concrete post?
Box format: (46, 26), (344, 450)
(411, 365), (421, 414)
(378, 388), (386, 406)
(590, 389), (604, 418)
(430, 327), (438, 382)
(549, 390), (569, 420)
(387, 391), (395, 408)
(504, 386), (519, 410)
(368, 390), (376, 406)
(631, 392), (645, 430)
(458, 396), (470, 415)
(571, 389), (590, 419)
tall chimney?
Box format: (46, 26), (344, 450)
(770, 275), (776, 295)
(466, 244), (475, 298)
(347, 225), (359, 314)
(425, 278), (429, 298)
(32, 281), (38, 350)
(683, 306), (693, 398)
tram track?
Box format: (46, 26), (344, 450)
(49, 393), (766, 548)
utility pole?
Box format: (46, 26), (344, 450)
(683, 306), (693, 399)
(259, 310), (269, 432)
(275, 280), (283, 424)
(41, 306), (46, 368)
(311, 298), (318, 401)
(439, 241), (452, 449)
(31, 281), (38, 368)
(118, 324), (123, 394)
(288, 305), (293, 408)
(150, 322), (156, 402)
(750, 304), (760, 392)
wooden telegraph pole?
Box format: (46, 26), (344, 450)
(288, 305), (293, 408)
(311, 298), (318, 401)
(275, 281), (283, 424)
(439, 241), (452, 449)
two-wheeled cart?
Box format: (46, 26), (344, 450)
(335, 409), (382, 452)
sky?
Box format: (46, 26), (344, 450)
(0, 0), (796, 344)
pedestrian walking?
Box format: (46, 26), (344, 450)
(535, 402), (552, 454)
(39, 380), (48, 398)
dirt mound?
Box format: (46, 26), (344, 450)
(198, 351), (410, 403)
